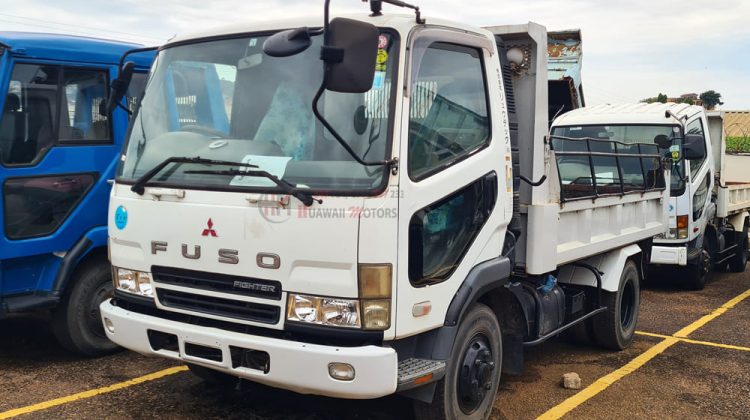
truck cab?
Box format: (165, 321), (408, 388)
(552, 104), (750, 289)
(100, 7), (669, 418)
(0, 32), (153, 355)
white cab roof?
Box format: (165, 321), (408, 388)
(553, 103), (705, 126)
(166, 13), (491, 47)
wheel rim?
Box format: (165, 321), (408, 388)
(619, 278), (636, 331)
(701, 249), (711, 276)
(86, 283), (113, 339)
(457, 333), (496, 414)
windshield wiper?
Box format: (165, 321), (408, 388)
(183, 168), (321, 207)
(130, 156), (259, 195)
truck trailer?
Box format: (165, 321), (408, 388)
(552, 104), (750, 289)
(100, 2), (675, 417)
(0, 32), (154, 355)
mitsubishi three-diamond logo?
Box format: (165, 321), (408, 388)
(201, 218), (218, 237)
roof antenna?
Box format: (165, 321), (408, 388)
(366, 0), (425, 24)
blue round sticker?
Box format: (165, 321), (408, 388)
(114, 206), (128, 230)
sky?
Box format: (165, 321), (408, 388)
(1, 0), (748, 109)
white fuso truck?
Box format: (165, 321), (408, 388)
(101, 2), (672, 418)
(552, 104), (750, 289)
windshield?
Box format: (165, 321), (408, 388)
(551, 124), (684, 196)
(117, 31), (397, 193)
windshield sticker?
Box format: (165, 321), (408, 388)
(372, 71), (386, 90)
(230, 155), (292, 187)
(114, 206), (128, 230)
(378, 35), (388, 49)
(669, 144), (680, 161)
(375, 49), (388, 72)
(249, 38), (258, 47)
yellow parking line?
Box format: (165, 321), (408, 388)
(537, 287), (750, 420)
(0, 365), (188, 419)
(636, 331), (750, 352)
(673, 288), (750, 338)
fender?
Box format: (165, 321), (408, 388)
(429, 256), (512, 361)
(557, 244), (642, 292)
(51, 226), (109, 296)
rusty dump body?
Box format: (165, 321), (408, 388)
(547, 30), (584, 123)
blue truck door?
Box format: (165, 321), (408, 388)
(0, 60), (117, 295)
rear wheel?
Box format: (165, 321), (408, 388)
(51, 261), (119, 356)
(593, 260), (640, 350)
(728, 221), (749, 273)
(413, 303), (502, 420)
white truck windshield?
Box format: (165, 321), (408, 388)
(117, 32), (397, 193)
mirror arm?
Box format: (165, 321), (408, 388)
(311, 82), (393, 169)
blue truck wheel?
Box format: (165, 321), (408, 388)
(51, 260), (119, 356)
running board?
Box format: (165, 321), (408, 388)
(396, 358), (446, 391)
(523, 307), (607, 346)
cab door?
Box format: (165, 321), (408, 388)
(685, 115), (714, 243)
(395, 29), (511, 336)
(0, 59), (116, 295)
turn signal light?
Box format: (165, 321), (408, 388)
(676, 215), (688, 229)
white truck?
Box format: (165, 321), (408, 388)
(552, 104), (750, 289)
(100, 2), (672, 418)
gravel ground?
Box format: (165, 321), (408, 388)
(1, 269), (748, 419)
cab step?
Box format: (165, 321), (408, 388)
(396, 358), (446, 391)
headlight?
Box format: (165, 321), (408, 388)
(287, 294), (360, 328)
(114, 268), (154, 298)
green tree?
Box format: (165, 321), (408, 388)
(640, 93), (668, 103)
(700, 90), (724, 110)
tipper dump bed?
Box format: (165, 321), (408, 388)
(484, 24), (670, 275)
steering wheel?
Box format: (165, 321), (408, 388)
(181, 124), (229, 138)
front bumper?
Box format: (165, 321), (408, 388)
(649, 245), (688, 266)
(100, 299), (398, 399)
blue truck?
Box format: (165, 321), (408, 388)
(0, 32), (153, 355)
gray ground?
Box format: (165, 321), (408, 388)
(1, 269), (748, 419)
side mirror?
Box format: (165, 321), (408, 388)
(653, 134), (672, 149)
(103, 61), (135, 116)
(683, 133), (706, 160)
(263, 27), (312, 57)
(323, 18), (379, 93)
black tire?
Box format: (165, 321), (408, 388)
(686, 240), (713, 290)
(51, 260), (119, 356)
(728, 221), (748, 273)
(593, 260), (640, 350)
(187, 364), (238, 387)
(413, 303), (502, 420)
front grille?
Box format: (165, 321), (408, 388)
(152, 266), (282, 300)
(156, 289), (280, 324)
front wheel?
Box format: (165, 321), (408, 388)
(413, 303), (502, 420)
(686, 240), (713, 290)
(51, 261), (119, 356)
(593, 259), (640, 350)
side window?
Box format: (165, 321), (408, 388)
(409, 174), (496, 286)
(692, 171), (710, 221)
(0, 64), (60, 165)
(0, 64), (110, 166)
(408, 43), (490, 180)
(3, 173), (96, 239)
(686, 118), (706, 175)
(60, 68), (110, 142)
(126, 72), (149, 114)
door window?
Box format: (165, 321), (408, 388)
(409, 174), (496, 286)
(408, 43), (490, 180)
(0, 64), (110, 166)
(686, 118), (706, 175)
(4, 173), (96, 239)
